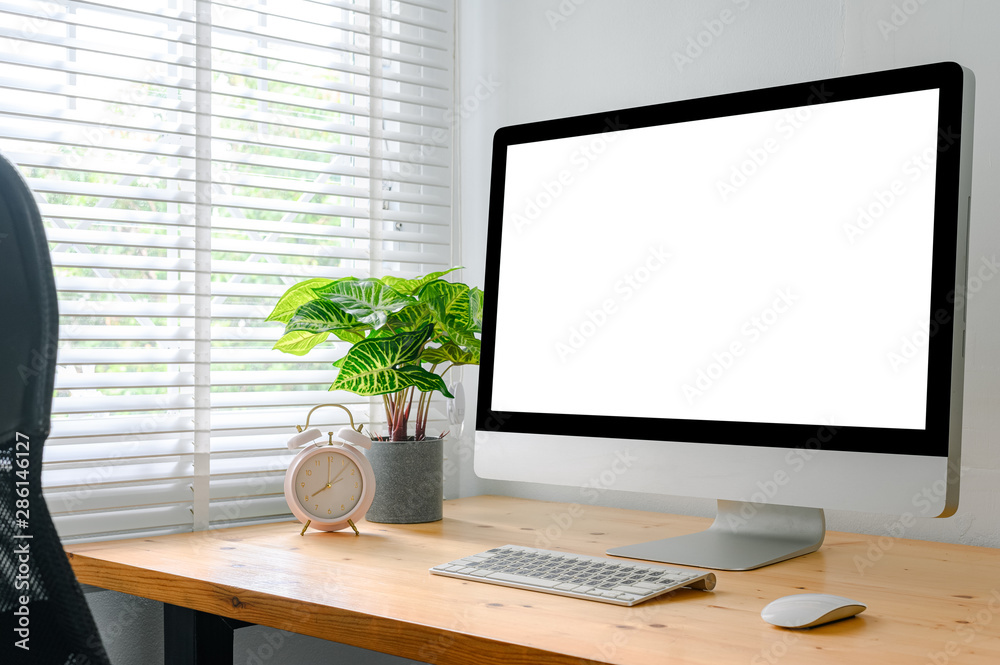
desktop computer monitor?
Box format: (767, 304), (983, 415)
(474, 62), (975, 571)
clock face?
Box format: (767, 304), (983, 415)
(293, 450), (364, 521)
(284, 439), (376, 532)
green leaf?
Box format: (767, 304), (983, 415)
(273, 330), (331, 356)
(381, 267), (462, 296)
(384, 302), (433, 333)
(365, 326), (398, 340)
(330, 325), (435, 396)
(421, 342), (480, 366)
(332, 328), (368, 344)
(318, 278), (414, 328)
(419, 279), (478, 346)
(266, 277), (347, 324)
(395, 366), (454, 398)
(285, 299), (365, 335)
(469, 287), (484, 333)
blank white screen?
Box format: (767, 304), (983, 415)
(492, 89), (940, 430)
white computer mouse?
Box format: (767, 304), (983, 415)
(761, 593), (867, 629)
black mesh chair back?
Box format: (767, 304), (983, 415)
(0, 151), (111, 664)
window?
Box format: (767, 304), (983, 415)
(0, 0), (454, 541)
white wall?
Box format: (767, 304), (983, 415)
(456, 0), (1000, 547)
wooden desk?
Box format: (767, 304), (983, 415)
(65, 495), (1000, 665)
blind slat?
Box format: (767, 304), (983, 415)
(54, 372), (195, 390)
(2, 0), (455, 543)
(0, 51), (194, 91)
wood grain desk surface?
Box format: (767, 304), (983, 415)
(66, 495), (1000, 665)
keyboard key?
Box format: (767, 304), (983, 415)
(489, 572), (559, 588)
(430, 545), (716, 606)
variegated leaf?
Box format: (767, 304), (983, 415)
(285, 299), (365, 335)
(332, 328), (368, 344)
(419, 279), (478, 346)
(266, 277), (349, 323)
(395, 366), (454, 397)
(273, 330), (331, 356)
(421, 342), (480, 366)
(470, 286), (484, 333)
(330, 324), (435, 395)
(381, 267), (462, 296)
(318, 278), (414, 328)
(384, 302), (433, 333)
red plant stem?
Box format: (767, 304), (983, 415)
(405, 386), (415, 422)
(384, 393), (395, 433)
(415, 391), (428, 441)
(390, 388), (408, 441)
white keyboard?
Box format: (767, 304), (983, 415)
(430, 545), (716, 606)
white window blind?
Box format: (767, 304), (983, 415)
(0, 0), (454, 541)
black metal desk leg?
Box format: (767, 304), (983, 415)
(163, 604), (253, 665)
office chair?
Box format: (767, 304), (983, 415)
(0, 151), (111, 664)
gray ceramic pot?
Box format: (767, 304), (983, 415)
(363, 437), (443, 523)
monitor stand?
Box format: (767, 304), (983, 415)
(607, 500), (826, 571)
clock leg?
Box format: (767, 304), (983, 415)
(348, 518), (359, 536)
(300, 520), (311, 536)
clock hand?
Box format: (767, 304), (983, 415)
(328, 463), (350, 486)
(309, 476), (344, 498)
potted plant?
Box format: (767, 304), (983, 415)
(267, 267), (482, 523)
